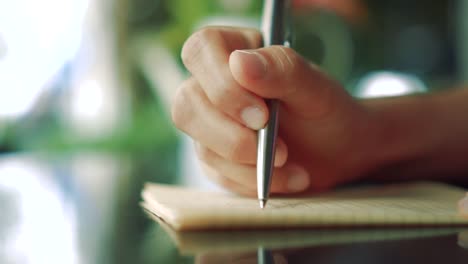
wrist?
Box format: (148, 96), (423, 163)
(356, 94), (434, 181)
(360, 89), (468, 181)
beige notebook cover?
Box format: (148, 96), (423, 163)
(141, 181), (468, 231)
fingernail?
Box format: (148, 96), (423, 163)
(458, 194), (468, 216)
(234, 50), (267, 80)
(287, 166), (310, 192)
(241, 106), (265, 130)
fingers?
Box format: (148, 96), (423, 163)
(176, 27), (355, 195)
(172, 78), (256, 164)
(196, 252), (287, 264)
(195, 143), (309, 196)
(172, 78), (287, 166)
(229, 46), (353, 121)
(458, 231), (468, 249)
(181, 27), (268, 130)
(458, 193), (468, 219)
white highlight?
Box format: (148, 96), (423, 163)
(0, 0), (88, 119)
(0, 158), (79, 264)
(70, 79), (105, 123)
(355, 71), (427, 98)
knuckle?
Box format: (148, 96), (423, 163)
(226, 130), (254, 162)
(171, 80), (196, 131)
(270, 46), (298, 77)
(181, 27), (219, 69)
(197, 26), (219, 40)
(266, 49), (283, 72)
(278, 46), (299, 76)
(200, 162), (223, 183)
(209, 82), (236, 108)
(181, 35), (201, 70)
(195, 144), (214, 164)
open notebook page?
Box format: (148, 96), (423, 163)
(141, 181), (468, 231)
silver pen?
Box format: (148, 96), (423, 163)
(257, 0), (291, 209)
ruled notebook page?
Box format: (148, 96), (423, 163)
(141, 181), (468, 231)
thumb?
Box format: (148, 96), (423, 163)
(229, 46), (352, 120)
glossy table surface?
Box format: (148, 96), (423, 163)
(1, 152), (468, 264)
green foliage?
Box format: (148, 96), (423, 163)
(143, 0), (262, 60)
(5, 102), (176, 157)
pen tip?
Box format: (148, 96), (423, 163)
(259, 199), (267, 209)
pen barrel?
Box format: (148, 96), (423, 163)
(257, 0), (289, 203)
(262, 0), (288, 46)
(257, 99), (279, 201)
(258, 247), (274, 264)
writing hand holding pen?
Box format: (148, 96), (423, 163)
(173, 14), (468, 197)
(172, 25), (375, 196)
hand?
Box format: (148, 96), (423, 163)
(196, 251), (288, 264)
(458, 194), (468, 219)
(172, 26), (381, 196)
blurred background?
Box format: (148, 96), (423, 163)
(0, 0), (467, 263)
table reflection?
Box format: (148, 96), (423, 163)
(0, 153), (125, 264)
(183, 229), (468, 264)
(1, 153), (468, 264)
(144, 210), (468, 264)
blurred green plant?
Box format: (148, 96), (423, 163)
(5, 93), (176, 156)
(128, 0), (262, 60)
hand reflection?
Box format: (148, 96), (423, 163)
(196, 249), (288, 264)
(458, 230), (468, 249)
(458, 193), (468, 219)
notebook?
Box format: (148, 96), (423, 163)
(141, 181), (468, 231)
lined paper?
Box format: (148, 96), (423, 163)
(141, 181), (468, 231)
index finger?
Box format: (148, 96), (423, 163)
(181, 27), (269, 130)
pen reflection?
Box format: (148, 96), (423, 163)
(145, 217), (468, 264)
(196, 248), (287, 264)
(191, 229), (468, 264)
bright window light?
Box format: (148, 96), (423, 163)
(355, 71), (427, 98)
(0, 158), (79, 264)
(70, 79), (105, 122)
(0, 0), (88, 119)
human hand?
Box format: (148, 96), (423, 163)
(172, 27), (381, 196)
(196, 251), (287, 264)
(458, 194), (468, 219)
